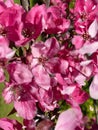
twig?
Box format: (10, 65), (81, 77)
(20, 0), (30, 11)
(43, 0), (50, 7)
(94, 100), (98, 124)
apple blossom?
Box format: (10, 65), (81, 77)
(0, 1), (25, 42)
(44, 5), (70, 34)
(3, 82), (37, 120)
(31, 37), (60, 90)
(7, 61), (33, 84)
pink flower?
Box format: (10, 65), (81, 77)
(7, 62), (33, 84)
(0, 118), (22, 130)
(44, 6), (70, 34)
(31, 37), (60, 90)
(26, 4), (46, 30)
(3, 83), (37, 120)
(15, 4), (45, 46)
(37, 87), (57, 111)
(72, 0), (98, 49)
(74, 0), (97, 23)
(0, 2), (25, 42)
(55, 107), (83, 130)
(14, 98), (36, 120)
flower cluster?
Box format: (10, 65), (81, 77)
(0, 0), (98, 129)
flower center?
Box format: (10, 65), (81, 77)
(81, 12), (87, 21)
(82, 33), (90, 41)
(38, 57), (48, 65)
(22, 28), (34, 38)
(13, 86), (26, 101)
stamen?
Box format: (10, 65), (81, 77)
(81, 12), (87, 21)
(38, 57), (48, 64)
(22, 28), (34, 38)
(17, 96), (21, 101)
(82, 33), (90, 41)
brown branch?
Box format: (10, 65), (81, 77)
(20, 0), (30, 11)
(43, 0), (50, 7)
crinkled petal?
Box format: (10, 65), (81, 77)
(45, 37), (60, 57)
(32, 65), (51, 90)
(14, 100), (36, 120)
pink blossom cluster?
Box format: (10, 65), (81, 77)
(0, 0), (98, 129)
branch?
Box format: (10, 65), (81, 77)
(20, 0), (30, 11)
(43, 0), (50, 7)
(94, 100), (98, 124)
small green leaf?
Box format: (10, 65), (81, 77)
(30, 0), (43, 7)
(8, 113), (23, 124)
(0, 85), (14, 118)
(0, 83), (23, 124)
(14, 0), (20, 4)
(81, 98), (95, 119)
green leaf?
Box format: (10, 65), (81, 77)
(14, 0), (20, 4)
(0, 83), (23, 124)
(8, 113), (23, 124)
(0, 83), (14, 118)
(58, 100), (70, 113)
(30, 0), (43, 7)
(69, 0), (75, 8)
(81, 98), (95, 119)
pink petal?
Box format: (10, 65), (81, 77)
(31, 42), (45, 58)
(45, 37), (60, 57)
(32, 65), (51, 90)
(55, 107), (83, 130)
(89, 74), (98, 99)
(88, 19), (98, 38)
(14, 100), (36, 120)
(72, 35), (84, 49)
(78, 42), (98, 55)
